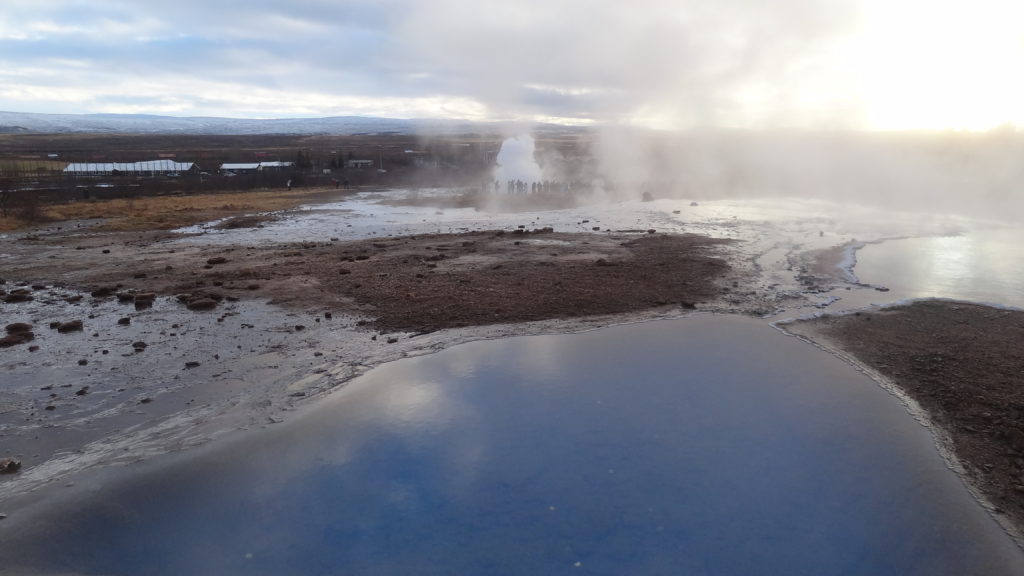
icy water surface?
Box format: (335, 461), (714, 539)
(3, 316), (1022, 575)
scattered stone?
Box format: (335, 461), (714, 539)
(3, 290), (33, 303)
(647, 229), (656, 234)
(132, 341), (148, 351)
(0, 459), (22, 474)
(118, 317), (131, 326)
(77, 359), (88, 366)
(117, 292), (136, 303)
(138, 397), (153, 404)
(186, 297), (218, 311)
(184, 361), (201, 369)
(338, 268), (352, 275)
(206, 256), (228, 265)
(246, 284), (260, 290)
(324, 312), (332, 320)
(387, 337), (399, 344)
(90, 287), (116, 298)
(75, 386), (89, 396)
(134, 293), (156, 310)
(57, 320), (84, 333)
(5, 323), (32, 334)
(28, 345), (39, 352)
(294, 325), (306, 331)
(31, 283), (46, 290)
(0, 331), (35, 347)
(101, 249), (110, 254)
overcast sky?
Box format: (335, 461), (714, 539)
(1, 0), (1022, 130)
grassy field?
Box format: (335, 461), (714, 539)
(0, 187), (346, 232)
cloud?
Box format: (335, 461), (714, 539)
(0, 0), (1020, 130)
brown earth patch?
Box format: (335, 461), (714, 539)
(3, 230), (734, 334)
(785, 300), (1024, 532)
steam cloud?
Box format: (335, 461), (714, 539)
(493, 135), (542, 185)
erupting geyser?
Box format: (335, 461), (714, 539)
(493, 135), (542, 187)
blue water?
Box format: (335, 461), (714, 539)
(3, 315), (1022, 575)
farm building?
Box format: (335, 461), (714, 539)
(63, 160), (197, 177)
(219, 161), (292, 174)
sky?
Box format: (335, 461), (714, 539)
(1, 0), (1022, 131)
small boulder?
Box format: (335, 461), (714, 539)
(57, 320), (84, 333)
(0, 458), (21, 474)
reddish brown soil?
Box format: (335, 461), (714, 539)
(787, 300), (1024, 530)
(3, 230), (735, 334)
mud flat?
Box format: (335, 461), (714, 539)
(781, 300), (1024, 539)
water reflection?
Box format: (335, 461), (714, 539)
(3, 315), (1022, 575)
(855, 226), (1024, 308)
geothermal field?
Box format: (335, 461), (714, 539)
(1, 130), (1024, 574)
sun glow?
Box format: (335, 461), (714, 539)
(852, 0), (1024, 131)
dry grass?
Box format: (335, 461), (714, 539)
(0, 187), (343, 232)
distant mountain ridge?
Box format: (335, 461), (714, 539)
(0, 111), (584, 136)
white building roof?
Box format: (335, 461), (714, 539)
(63, 160), (194, 174)
(220, 163), (261, 170)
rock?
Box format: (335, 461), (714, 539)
(49, 321), (62, 329)
(77, 359), (88, 366)
(5, 323), (32, 334)
(690, 201), (699, 207)
(206, 256), (228, 265)
(132, 341), (148, 351)
(75, 386), (89, 396)
(246, 284), (260, 290)
(184, 361), (201, 369)
(294, 325), (306, 331)
(324, 312), (332, 320)
(0, 332), (34, 347)
(3, 291), (33, 303)
(592, 227), (601, 231)
(338, 268), (352, 275)
(138, 397), (153, 404)
(57, 320), (84, 333)
(647, 229), (656, 234)
(133, 293), (156, 310)
(90, 287), (116, 298)
(44, 405), (56, 411)
(118, 317), (131, 326)
(186, 298), (218, 311)
(116, 292), (136, 303)
(0, 458), (21, 474)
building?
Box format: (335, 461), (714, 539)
(220, 163), (261, 174)
(219, 161), (294, 175)
(346, 159), (374, 169)
(63, 160), (196, 177)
